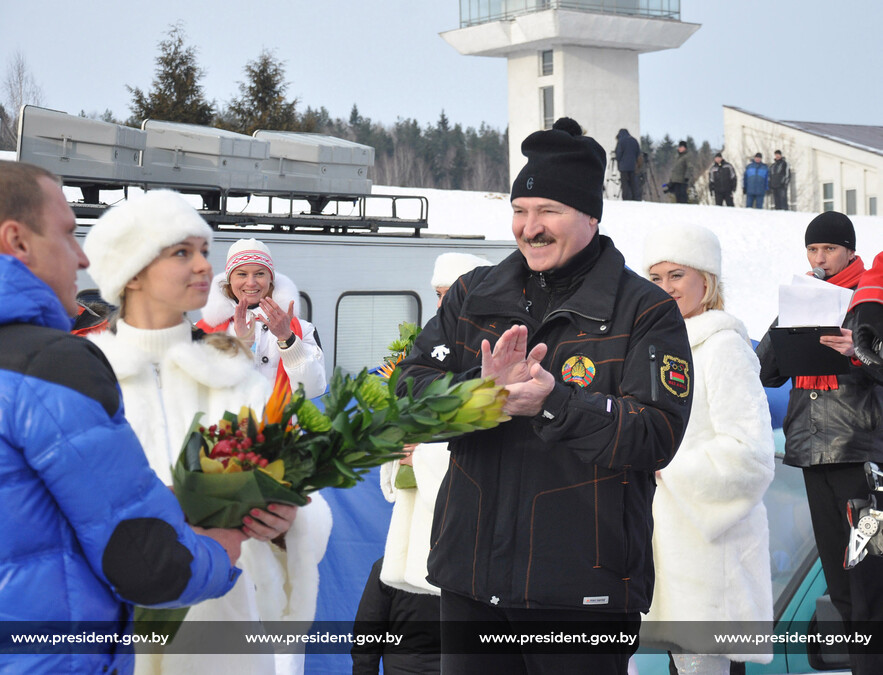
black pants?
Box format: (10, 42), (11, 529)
(439, 590), (639, 674)
(772, 186), (788, 210)
(671, 182), (688, 203)
(803, 463), (883, 675)
(714, 191), (734, 207)
(621, 171), (642, 201)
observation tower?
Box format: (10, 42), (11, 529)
(442, 1), (700, 182)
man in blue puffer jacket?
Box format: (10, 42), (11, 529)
(0, 161), (243, 674)
(743, 152), (770, 208)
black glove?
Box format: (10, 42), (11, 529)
(852, 302), (883, 367)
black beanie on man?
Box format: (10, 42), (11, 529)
(510, 117), (606, 222)
(805, 211), (856, 250)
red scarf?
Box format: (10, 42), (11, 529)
(794, 256), (865, 390)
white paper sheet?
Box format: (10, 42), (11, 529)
(778, 274), (854, 327)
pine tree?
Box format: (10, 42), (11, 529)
(221, 50), (300, 135)
(126, 24), (214, 126)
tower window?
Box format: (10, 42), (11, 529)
(542, 87), (554, 129)
(540, 50), (553, 76)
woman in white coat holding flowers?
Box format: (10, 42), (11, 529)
(84, 191), (331, 675)
(641, 223), (775, 675)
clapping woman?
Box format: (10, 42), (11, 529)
(197, 238), (326, 398)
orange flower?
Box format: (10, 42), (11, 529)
(261, 365), (292, 430)
(378, 352), (404, 380)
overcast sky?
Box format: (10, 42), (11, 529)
(2, 1), (880, 149)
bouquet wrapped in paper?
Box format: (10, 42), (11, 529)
(171, 366), (509, 528)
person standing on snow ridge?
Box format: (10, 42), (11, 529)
(769, 150), (791, 211)
(614, 128), (642, 201)
(708, 153), (737, 207)
(668, 140), (691, 204)
(743, 152), (770, 209)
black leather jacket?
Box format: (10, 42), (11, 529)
(757, 321), (883, 467)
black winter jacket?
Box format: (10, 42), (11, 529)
(709, 160), (737, 195)
(769, 158), (791, 189)
(397, 237), (692, 613)
(757, 321), (883, 468)
(615, 129), (641, 173)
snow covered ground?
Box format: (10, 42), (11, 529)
(375, 184), (883, 341)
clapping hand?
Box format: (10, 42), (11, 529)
(481, 325), (555, 417)
(257, 298), (296, 342)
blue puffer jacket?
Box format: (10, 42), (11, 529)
(0, 256), (240, 674)
(743, 161), (770, 196)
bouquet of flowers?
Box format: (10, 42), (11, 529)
(171, 365), (509, 528)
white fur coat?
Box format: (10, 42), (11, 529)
(379, 442), (450, 595)
(643, 310), (775, 663)
(199, 271), (326, 398)
(90, 321), (332, 674)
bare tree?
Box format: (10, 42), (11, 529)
(2, 51), (44, 146)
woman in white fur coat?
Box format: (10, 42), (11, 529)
(642, 224), (775, 675)
(197, 238), (326, 399)
(84, 191), (332, 675)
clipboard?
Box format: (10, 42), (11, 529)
(769, 326), (851, 376)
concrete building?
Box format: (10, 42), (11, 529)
(441, 1), (699, 182)
(723, 105), (883, 215)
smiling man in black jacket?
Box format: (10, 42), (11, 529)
(397, 118), (693, 674)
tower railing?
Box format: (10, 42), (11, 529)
(459, 0), (680, 27)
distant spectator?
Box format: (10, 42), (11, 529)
(614, 128), (642, 201)
(769, 150), (791, 210)
(708, 153), (737, 207)
(669, 140), (691, 204)
(743, 152), (770, 209)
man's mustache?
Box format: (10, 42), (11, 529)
(523, 234), (555, 246)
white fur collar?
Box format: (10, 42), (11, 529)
(90, 326), (259, 389)
(684, 309), (749, 349)
(200, 271), (301, 327)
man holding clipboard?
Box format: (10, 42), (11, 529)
(755, 212), (883, 675)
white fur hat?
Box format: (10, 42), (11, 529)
(642, 223), (721, 277)
(84, 190), (213, 305)
(430, 252), (493, 289)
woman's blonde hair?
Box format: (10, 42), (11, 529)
(699, 270), (725, 313)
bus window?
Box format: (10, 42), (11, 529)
(335, 292), (421, 374)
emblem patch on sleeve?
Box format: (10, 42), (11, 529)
(660, 355), (690, 398)
(561, 355), (596, 388)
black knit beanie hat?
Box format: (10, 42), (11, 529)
(805, 211), (856, 250)
(510, 117), (606, 222)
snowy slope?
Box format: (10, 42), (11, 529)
(376, 184), (883, 340)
